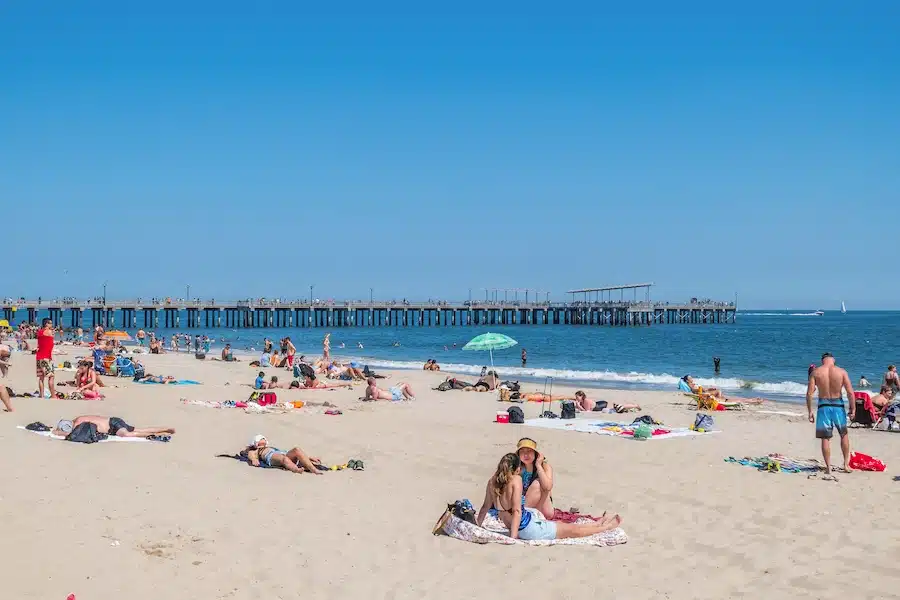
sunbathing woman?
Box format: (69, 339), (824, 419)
(136, 374), (177, 384)
(684, 375), (724, 399)
(304, 375), (352, 389)
(475, 453), (622, 541)
(573, 391), (641, 413)
(77, 365), (101, 394)
(515, 438), (554, 518)
(871, 385), (895, 410)
(245, 435), (322, 475)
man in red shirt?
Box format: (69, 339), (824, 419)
(36, 318), (56, 398)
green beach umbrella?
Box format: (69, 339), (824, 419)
(463, 332), (518, 371)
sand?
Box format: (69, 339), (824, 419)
(1, 347), (898, 600)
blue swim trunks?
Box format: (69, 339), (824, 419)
(816, 399), (847, 439)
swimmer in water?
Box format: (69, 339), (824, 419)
(358, 342), (364, 349)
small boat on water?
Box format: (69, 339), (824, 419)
(813, 310), (825, 316)
(841, 301), (847, 314)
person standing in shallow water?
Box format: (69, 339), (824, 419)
(521, 348), (527, 368)
(807, 352), (855, 478)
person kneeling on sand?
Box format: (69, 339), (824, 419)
(364, 377), (415, 401)
(244, 434), (322, 475)
(475, 453), (621, 541)
(52, 415), (175, 438)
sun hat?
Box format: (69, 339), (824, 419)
(516, 438), (537, 452)
(251, 434), (267, 446)
(56, 419), (73, 435)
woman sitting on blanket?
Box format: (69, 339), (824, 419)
(244, 434), (322, 475)
(515, 438), (554, 519)
(476, 453), (622, 541)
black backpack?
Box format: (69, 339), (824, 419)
(507, 406), (525, 424)
(560, 400), (576, 419)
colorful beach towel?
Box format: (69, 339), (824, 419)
(138, 379), (200, 385)
(435, 512), (627, 548)
(523, 418), (716, 440)
(17, 425), (154, 443)
(725, 454), (822, 473)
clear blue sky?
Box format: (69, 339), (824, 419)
(3, 1), (897, 309)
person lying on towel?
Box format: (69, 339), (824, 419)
(52, 415), (175, 438)
(135, 374), (177, 384)
(573, 391), (641, 413)
(243, 435), (322, 475)
(475, 453), (621, 541)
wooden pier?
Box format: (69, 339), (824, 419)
(2, 297), (736, 329)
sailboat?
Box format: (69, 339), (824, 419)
(841, 301), (847, 314)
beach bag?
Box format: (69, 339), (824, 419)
(194, 352), (206, 360)
(63, 361), (72, 369)
(632, 415), (662, 426)
(298, 363), (316, 379)
(691, 413), (715, 432)
(450, 499), (477, 524)
(500, 381), (520, 392)
(507, 406), (525, 424)
(499, 388), (511, 402)
(560, 400), (576, 419)
(848, 452), (886, 472)
(633, 423), (653, 440)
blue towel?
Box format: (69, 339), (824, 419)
(138, 379), (201, 385)
(677, 380), (692, 393)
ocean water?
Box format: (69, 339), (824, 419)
(21, 310), (900, 402)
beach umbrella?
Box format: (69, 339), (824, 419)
(104, 330), (132, 341)
(462, 332), (518, 372)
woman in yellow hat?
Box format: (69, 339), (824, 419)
(515, 438), (554, 519)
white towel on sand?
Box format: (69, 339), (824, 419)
(17, 425), (151, 442)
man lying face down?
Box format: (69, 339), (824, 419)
(52, 415), (175, 438)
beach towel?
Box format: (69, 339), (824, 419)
(724, 454), (822, 474)
(435, 512), (627, 548)
(524, 418), (716, 440)
(138, 379), (200, 385)
(677, 379), (692, 393)
(18, 425), (153, 443)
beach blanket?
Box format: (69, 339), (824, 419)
(436, 512), (627, 548)
(138, 379), (200, 385)
(524, 418), (716, 440)
(725, 454), (822, 473)
(17, 425), (153, 443)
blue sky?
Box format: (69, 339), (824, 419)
(2, 1), (897, 308)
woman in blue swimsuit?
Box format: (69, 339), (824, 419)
(476, 453), (622, 541)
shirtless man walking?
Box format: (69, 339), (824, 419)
(806, 352), (855, 476)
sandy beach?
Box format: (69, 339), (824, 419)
(2, 347), (898, 600)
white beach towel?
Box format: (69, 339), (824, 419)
(523, 418), (717, 439)
(437, 512), (627, 547)
(17, 425), (151, 442)
(756, 410), (804, 417)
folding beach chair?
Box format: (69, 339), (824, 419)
(850, 391), (878, 428)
